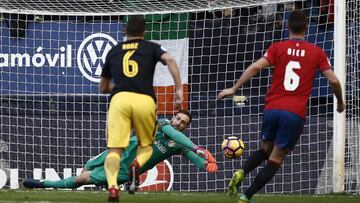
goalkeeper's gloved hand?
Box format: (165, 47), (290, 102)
(205, 162), (218, 173)
(192, 146), (216, 163)
(157, 119), (171, 131)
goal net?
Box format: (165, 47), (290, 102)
(0, 0), (359, 194)
(344, 0), (360, 194)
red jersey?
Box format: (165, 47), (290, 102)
(263, 40), (331, 118)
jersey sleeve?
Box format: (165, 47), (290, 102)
(157, 118), (171, 129)
(263, 43), (276, 65)
(153, 43), (167, 65)
(182, 149), (206, 170)
(317, 49), (332, 72)
(161, 125), (196, 149)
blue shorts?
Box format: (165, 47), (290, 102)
(261, 110), (305, 150)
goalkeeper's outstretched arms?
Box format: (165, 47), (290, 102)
(183, 149), (218, 173)
(159, 117), (216, 164)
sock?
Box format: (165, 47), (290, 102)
(44, 176), (79, 188)
(129, 159), (140, 184)
(104, 152), (121, 189)
(136, 146), (153, 167)
(242, 149), (268, 175)
(130, 159), (140, 170)
(244, 160), (281, 199)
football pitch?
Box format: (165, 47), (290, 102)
(0, 190), (359, 203)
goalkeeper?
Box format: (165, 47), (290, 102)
(23, 110), (217, 190)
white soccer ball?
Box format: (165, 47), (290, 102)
(221, 136), (245, 159)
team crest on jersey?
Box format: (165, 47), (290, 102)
(168, 140), (175, 147)
(139, 160), (174, 191)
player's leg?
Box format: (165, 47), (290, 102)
(228, 111), (276, 198)
(105, 148), (123, 188)
(130, 93), (157, 192)
(240, 110), (305, 202)
(240, 145), (288, 202)
(243, 141), (273, 176)
(241, 110), (278, 175)
(88, 165), (130, 187)
(46, 171), (92, 188)
(84, 150), (109, 172)
(132, 93), (157, 166)
(227, 141), (273, 198)
(23, 151), (110, 189)
(104, 92), (132, 201)
(23, 171), (91, 189)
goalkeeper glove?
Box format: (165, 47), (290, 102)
(192, 146), (216, 163)
(205, 162), (218, 173)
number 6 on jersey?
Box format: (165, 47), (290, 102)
(123, 50), (139, 78)
(284, 60), (301, 91)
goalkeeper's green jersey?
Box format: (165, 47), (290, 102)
(86, 119), (206, 185)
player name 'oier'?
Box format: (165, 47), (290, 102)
(287, 48), (305, 57)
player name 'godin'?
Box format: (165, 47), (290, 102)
(0, 45), (72, 68)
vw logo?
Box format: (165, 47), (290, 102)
(77, 33), (117, 82)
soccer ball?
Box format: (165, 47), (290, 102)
(221, 136), (245, 158)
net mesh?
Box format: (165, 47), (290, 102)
(345, 0), (360, 194)
(0, 0), (300, 15)
(0, 0), (359, 194)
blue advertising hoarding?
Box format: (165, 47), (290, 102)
(0, 21), (124, 94)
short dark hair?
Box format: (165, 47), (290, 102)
(177, 109), (192, 125)
(126, 15), (146, 37)
(288, 9), (308, 34)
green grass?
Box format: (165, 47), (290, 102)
(0, 190), (359, 203)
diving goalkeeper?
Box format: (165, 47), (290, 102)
(23, 110), (218, 190)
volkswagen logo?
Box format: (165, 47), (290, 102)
(77, 33), (117, 82)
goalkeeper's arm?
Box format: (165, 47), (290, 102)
(183, 150), (218, 173)
(160, 120), (197, 149)
(159, 119), (216, 163)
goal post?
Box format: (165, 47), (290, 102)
(333, 0), (346, 193)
